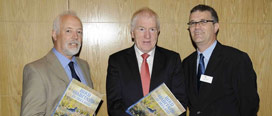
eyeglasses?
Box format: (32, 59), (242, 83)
(187, 20), (215, 27)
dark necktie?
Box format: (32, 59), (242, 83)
(140, 53), (150, 96)
(197, 54), (205, 90)
(68, 61), (81, 82)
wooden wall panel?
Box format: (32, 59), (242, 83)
(206, 0), (272, 23)
(0, 95), (21, 116)
(206, 0), (251, 23)
(70, 0), (149, 22)
(4, 22), (53, 95)
(0, 23), (8, 96)
(149, 0), (205, 23)
(158, 23), (194, 59)
(0, 0), (271, 116)
(0, 0), (68, 22)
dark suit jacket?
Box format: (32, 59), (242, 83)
(21, 50), (93, 116)
(106, 46), (187, 116)
(182, 42), (259, 116)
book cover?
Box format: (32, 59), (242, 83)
(52, 79), (103, 116)
(126, 83), (186, 116)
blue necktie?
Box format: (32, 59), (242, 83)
(197, 54), (205, 90)
(68, 62), (81, 82)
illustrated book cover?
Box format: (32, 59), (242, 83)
(52, 79), (103, 116)
(126, 83), (186, 116)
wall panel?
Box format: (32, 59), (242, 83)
(158, 23), (194, 58)
(150, 0), (204, 23)
(0, 0), (68, 22)
(206, 0), (272, 23)
(0, 95), (21, 116)
(70, 0), (148, 23)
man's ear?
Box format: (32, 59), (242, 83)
(214, 23), (219, 33)
(52, 30), (57, 41)
(131, 31), (135, 39)
(130, 31), (135, 42)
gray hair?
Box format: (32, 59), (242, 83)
(52, 10), (81, 34)
(130, 7), (160, 33)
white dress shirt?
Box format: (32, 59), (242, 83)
(134, 45), (155, 77)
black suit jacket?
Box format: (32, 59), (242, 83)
(106, 46), (187, 116)
(182, 42), (259, 116)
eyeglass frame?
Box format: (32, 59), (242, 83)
(187, 20), (216, 27)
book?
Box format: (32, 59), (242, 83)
(126, 83), (186, 116)
(52, 79), (103, 116)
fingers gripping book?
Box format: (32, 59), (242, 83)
(52, 79), (102, 116)
(126, 83), (186, 116)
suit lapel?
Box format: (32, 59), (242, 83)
(76, 58), (93, 88)
(125, 46), (144, 97)
(150, 47), (166, 91)
(204, 42), (223, 77)
(190, 52), (199, 96)
(45, 51), (70, 85)
(199, 42), (223, 99)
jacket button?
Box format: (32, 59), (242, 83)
(197, 111), (201, 114)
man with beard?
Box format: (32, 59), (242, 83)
(20, 11), (93, 116)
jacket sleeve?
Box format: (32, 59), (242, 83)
(233, 53), (259, 116)
(106, 55), (130, 116)
(21, 64), (47, 116)
(171, 54), (187, 116)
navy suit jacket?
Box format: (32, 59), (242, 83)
(182, 42), (259, 116)
(106, 46), (187, 116)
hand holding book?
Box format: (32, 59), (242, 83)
(52, 79), (103, 116)
(126, 83), (186, 116)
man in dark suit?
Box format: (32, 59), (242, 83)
(21, 11), (93, 116)
(182, 4), (259, 116)
(106, 7), (187, 116)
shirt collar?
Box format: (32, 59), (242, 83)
(52, 48), (77, 68)
(134, 45), (156, 58)
(197, 40), (217, 60)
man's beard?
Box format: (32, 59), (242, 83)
(63, 40), (81, 56)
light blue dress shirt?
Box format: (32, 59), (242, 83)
(197, 40), (217, 73)
(52, 48), (87, 85)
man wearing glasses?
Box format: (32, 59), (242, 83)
(182, 4), (259, 116)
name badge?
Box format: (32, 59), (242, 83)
(200, 75), (213, 84)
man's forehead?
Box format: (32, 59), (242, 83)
(190, 11), (212, 20)
(64, 26), (83, 30)
(60, 17), (82, 28)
